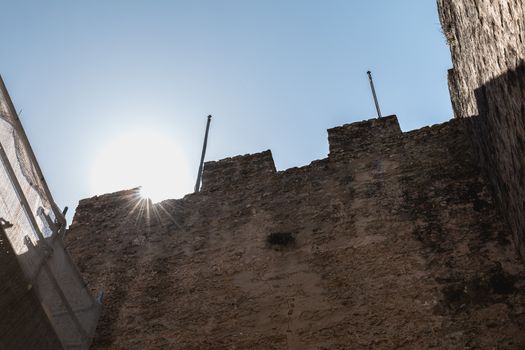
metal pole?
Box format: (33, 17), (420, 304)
(194, 115), (212, 192)
(367, 71), (382, 118)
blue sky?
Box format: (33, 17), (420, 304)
(0, 0), (453, 221)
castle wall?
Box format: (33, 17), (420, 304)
(438, 0), (525, 258)
(66, 116), (525, 349)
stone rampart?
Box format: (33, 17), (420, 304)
(66, 116), (525, 349)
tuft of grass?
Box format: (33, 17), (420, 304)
(441, 24), (457, 48)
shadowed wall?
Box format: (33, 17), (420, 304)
(0, 226), (63, 350)
(438, 0), (525, 258)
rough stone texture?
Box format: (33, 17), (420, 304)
(66, 116), (525, 349)
(0, 226), (63, 350)
(438, 0), (525, 258)
(202, 150), (276, 192)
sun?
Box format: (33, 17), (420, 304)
(90, 129), (192, 203)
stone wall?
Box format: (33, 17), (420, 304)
(438, 0), (525, 257)
(66, 116), (525, 349)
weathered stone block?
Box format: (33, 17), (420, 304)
(328, 115), (401, 157)
(201, 150), (276, 191)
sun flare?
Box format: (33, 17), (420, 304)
(90, 130), (192, 203)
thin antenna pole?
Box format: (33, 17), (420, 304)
(194, 115), (212, 192)
(367, 71), (382, 118)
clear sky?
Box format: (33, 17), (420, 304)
(0, 0), (453, 222)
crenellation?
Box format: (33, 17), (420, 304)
(201, 150), (276, 192)
(327, 115), (401, 157)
